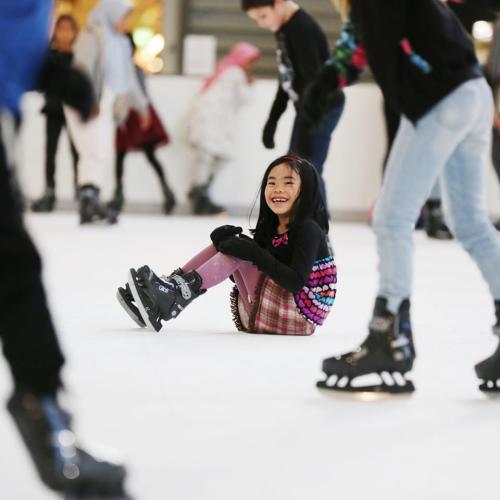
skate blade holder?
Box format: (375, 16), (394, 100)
(317, 371), (415, 398)
(478, 379), (500, 394)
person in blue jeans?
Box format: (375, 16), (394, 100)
(305, 0), (500, 393)
(241, 0), (345, 213)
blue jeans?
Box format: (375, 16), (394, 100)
(289, 92), (346, 211)
(373, 78), (500, 313)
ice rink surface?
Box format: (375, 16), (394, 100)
(0, 213), (498, 500)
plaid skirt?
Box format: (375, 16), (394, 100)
(230, 274), (316, 336)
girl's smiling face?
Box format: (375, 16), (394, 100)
(264, 163), (301, 222)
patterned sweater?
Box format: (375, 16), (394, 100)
(251, 220), (337, 326)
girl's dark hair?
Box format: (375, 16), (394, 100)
(241, 0), (277, 11)
(252, 155), (329, 245)
(52, 14), (79, 42)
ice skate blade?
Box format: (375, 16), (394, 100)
(479, 380), (500, 393)
(127, 269), (161, 332)
(64, 494), (132, 500)
(317, 379), (415, 396)
(116, 289), (146, 328)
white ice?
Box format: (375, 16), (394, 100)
(0, 213), (498, 500)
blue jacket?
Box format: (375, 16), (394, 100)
(0, 0), (52, 115)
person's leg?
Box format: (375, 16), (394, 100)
(115, 149), (126, 188)
(382, 99), (401, 174)
(308, 94), (346, 209)
(441, 79), (500, 301)
(492, 127), (500, 183)
(45, 115), (63, 189)
(142, 142), (176, 213)
(232, 261), (261, 309)
(373, 81), (479, 313)
(189, 149), (225, 214)
(0, 117), (64, 395)
(181, 244), (218, 271)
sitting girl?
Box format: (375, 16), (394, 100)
(117, 155), (337, 335)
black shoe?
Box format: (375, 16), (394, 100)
(108, 187), (124, 213)
(189, 186), (225, 216)
(7, 388), (130, 498)
(79, 185), (118, 225)
(31, 187), (56, 213)
(117, 269), (183, 328)
(127, 266), (205, 332)
(475, 301), (500, 392)
(494, 219), (500, 231)
(422, 200), (453, 240)
(317, 297), (416, 393)
(162, 185), (176, 215)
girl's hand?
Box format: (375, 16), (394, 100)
(219, 236), (261, 262)
(210, 225), (243, 249)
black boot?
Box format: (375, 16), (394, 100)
(422, 200), (453, 240)
(188, 186), (225, 216)
(7, 388), (130, 498)
(318, 297), (416, 393)
(79, 185), (118, 225)
(162, 184), (176, 215)
(117, 268), (183, 328)
(31, 187), (56, 213)
(475, 301), (500, 392)
(108, 186), (124, 213)
(127, 266), (205, 332)
(494, 219), (500, 231)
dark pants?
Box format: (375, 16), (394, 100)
(289, 92), (346, 211)
(115, 142), (167, 189)
(45, 114), (78, 189)
(0, 120), (64, 395)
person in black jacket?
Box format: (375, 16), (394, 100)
(0, 2), (130, 496)
(241, 0), (345, 213)
(305, 0), (500, 393)
(32, 15), (80, 213)
(117, 155), (337, 335)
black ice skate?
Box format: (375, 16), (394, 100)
(188, 185), (226, 216)
(422, 200), (453, 240)
(31, 187), (56, 213)
(79, 185), (118, 225)
(127, 266), (205, 332)
(317, 298), (416, 394)
(117, 269), (183, 328)
(7, 388), (130, 499)
(475, 301), (500, 393)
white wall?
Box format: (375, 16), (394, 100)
(18, 76), (500, 219)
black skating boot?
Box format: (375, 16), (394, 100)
(79, 185), (118, 225)
(31, 187), (56, 213)
(117, 268), (183, 328)
(162, 185), (176, 215)
(475, 301), (500, 392)
(422, 200), (453, 240)
(7, 388), (130, 499)
(127, 266), (205, 332)
(317, 297), (416, 394)
(108, 186), (124, 213)
(188, 186), (225, 216)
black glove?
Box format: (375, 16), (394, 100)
(210, 225), (243, 249)
(218, 236), (262, 263)
(301, 64), (341, 128)
(262, 117), (278, 149)
(37, 53), (95, 121)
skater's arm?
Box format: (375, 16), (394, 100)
(219, 221), (322, 293)
(262, 85), (288, 149)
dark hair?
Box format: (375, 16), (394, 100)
(52, 14), (79, 43)
(241, 0), (276, 11)
(251, 155), (329, 245)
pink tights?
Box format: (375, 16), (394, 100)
(181, 244), (260, 310)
